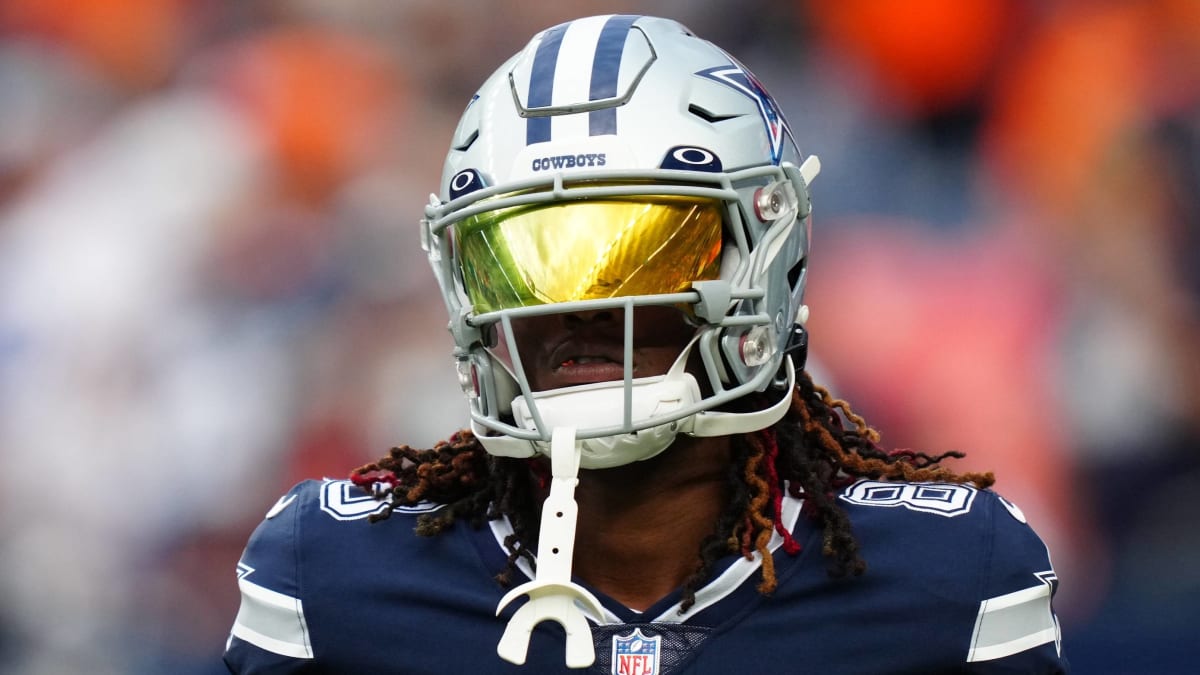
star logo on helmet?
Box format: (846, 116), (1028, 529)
(695, 62), (791, 165)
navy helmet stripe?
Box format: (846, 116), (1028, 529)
(525, 23), (568, 145)
(588, 14), (639, 136)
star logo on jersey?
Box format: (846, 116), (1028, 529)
(266, 494), (297, 519)
(236, 561), (254, 581)
(1035, 569), (1058, 590)
(612, 628), (660, 675)
(1035, 570), (1063, 657)
(695, 62), (791, 164)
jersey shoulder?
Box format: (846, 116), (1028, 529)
(225, 478), (453, 672)
(835, 478), (1048, 569)
(234, 477), (446, 586)
(834, 479), (1066, 669)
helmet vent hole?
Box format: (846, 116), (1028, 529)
(687, 104), (740, 124)
(452, 129), (479, 151)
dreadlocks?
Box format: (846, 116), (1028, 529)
(351, 370), (995, 611)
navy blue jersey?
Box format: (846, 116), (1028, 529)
(224, 478), (1067, 674)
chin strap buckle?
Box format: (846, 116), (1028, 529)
(495, 426), (603, 669)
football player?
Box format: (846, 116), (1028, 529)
(225, 15), (1067, 674)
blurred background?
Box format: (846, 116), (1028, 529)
(0, 0), (1195, 672)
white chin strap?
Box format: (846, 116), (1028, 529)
(510, 368), (699, 469)
(475, 354), (797, 469)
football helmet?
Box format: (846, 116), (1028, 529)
(422, 14), (819, 469)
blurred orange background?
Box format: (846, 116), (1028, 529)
(0, 1), (1195, 673)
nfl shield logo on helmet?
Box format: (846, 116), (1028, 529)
(612, 628), (661, 675)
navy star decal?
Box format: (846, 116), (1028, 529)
(696, 62), (792, 164)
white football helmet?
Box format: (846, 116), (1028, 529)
(422, 14), (819, 469)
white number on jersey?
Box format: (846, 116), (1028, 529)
(839, 480), (978, 517)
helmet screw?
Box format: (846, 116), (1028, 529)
(753, 182), (792, 222)
(738, 326), (774, 367)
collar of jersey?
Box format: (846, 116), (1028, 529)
(466, 490), (811, 627)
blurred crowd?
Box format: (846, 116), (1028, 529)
(0, 1), (1195, 673)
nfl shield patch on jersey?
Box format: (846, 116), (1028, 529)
(612, 628), (661, 675)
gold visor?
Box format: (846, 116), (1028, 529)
(454, 194), (724, 314)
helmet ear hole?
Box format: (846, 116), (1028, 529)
(481, 322), (499, 349)
(787, 258), (806, 290)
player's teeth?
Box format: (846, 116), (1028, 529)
(561, 356), (608, 367)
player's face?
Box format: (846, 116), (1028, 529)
(502, 307), (695, 392)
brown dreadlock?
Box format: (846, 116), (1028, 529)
(351, 369), (994, 611)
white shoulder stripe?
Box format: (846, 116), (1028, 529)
(230, 578), (314, 659)
(969, 626), (1060, 663)
(967, 583), (1057, 662)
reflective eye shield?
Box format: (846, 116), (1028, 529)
(452, 194), (725, 315)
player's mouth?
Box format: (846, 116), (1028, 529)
(547, 348), (627, 387)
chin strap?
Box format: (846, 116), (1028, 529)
(474, 354), (797, 465)
(495, 426), (603, 669)
(684, 355), (795, 437)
